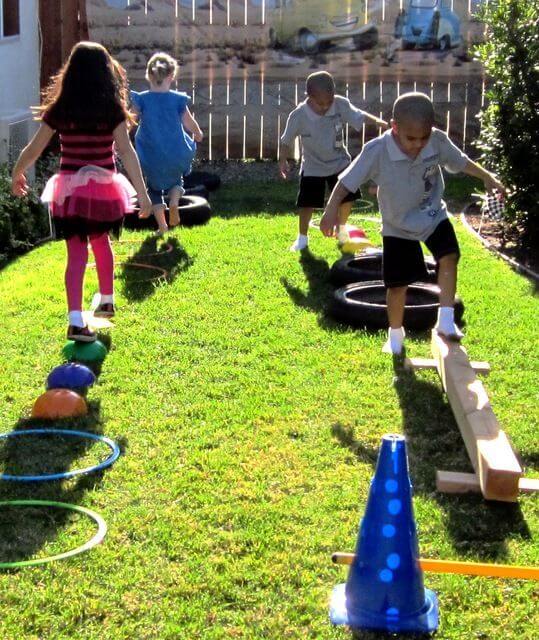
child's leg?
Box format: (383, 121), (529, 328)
(153, 205), (168, 234)
(89, 232), (114, 299)
(298, 207), (313, 236)
(290, 207), (313, 250)
(383, 286), (407, 354)
(337, 201), (353, 228)
(425, 219), (463, 339)
(291, 174), (324, 251)
(168, 184), (184, 227)
(65, 235), (96, 341)
(435, 252), (463, 339)
(65, 235), (89, 322)
(381, 235), (426, 355)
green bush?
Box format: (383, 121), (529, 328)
(474, 0), (539, 255)
(0, 164), (50, 266)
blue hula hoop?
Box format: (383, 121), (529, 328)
(0, 429), (120, 482)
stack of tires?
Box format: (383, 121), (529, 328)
(329, 250), (464, 330)
(124, 170), (220, 231)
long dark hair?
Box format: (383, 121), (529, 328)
(39, 41), (135, 129)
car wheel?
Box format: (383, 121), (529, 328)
(269, 27), (280, 49)
(299, 30), (319, 54)
(330, 253), (438, 287)
(439, 35), (451, 51)
(353, 28), (379, 51)
(330, 281), (464, 330)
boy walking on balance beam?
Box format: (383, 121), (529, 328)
(321, 92), (505, 354)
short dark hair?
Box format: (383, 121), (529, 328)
(306, 71), (335, 96)
(393, 92), (435, 126)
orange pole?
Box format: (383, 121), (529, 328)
(331, 553), (539, 581)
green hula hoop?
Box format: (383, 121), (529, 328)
(0, 500), (107, 568)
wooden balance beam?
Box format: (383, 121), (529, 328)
(405, 331), (537, 502)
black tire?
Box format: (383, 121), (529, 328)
(438, 35), (451, 51)
(123, 196), (211, 230)
(185, 184), (209, 199)
(299, 30), (319, 54)
(330, 252), (438, 286)
(177, 195), (211, 227)
(184, 171), (221, 192)
(269, 27), (280, 49)
(353, 27), (379, 51)
(331, 281), (464, 330)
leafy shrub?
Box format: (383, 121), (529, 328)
(0, 164), (50, 266)
(474, 0), (539, 255)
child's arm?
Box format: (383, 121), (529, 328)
(320, 182), (351, 237)
(279, 110), (300, 179)
(113, 121), (152, 217)
(362, 111), (389, 129)
(11, 123), (55, 196)
(182, 108), (203, 142)
(462, 160), (506, 195)
(278, 143), (293, 179)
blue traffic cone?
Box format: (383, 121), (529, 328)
(330, 433), (438, 633)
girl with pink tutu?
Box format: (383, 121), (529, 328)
(11, 41), (152, 342)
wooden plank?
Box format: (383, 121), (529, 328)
(431, 331), (522, 501)
(437, 471), (539, 497)
(405, 357), (490, 374)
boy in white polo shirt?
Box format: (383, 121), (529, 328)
(279, 71), (387, 251)
(320, 92), (505, 354)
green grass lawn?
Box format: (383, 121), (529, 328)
(0, 179), (537, 640)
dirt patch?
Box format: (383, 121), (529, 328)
(460, 203), (538, 276)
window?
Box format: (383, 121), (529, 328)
(411, 0), (437, 8)
(1, 0), (20, 38)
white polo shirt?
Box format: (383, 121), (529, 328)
(339, 128), (470, 241)
(280, 95), (366, 177)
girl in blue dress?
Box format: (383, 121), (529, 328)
(131, 53), (203, 234)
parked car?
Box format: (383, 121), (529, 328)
(395, 0), (463, 50)
(268, 0), (378, 54)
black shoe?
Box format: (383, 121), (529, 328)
(67, 325), (97, 343)
(93, 303), (115, 318)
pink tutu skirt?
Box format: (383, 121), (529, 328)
(41, 166), (137, 239)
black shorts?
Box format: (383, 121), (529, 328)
(382, 218), (460, 288)
(296, 172), (361, 209)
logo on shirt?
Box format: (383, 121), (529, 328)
(420, 164), (438, 215)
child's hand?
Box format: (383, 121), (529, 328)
(11, 171), (28, 197)
(193, 131), (203, 143)
(483, 173), (506, 196)
(138, 194), (153, 219)
(279, 158), (290, 180)
(320, 205), (339, 237)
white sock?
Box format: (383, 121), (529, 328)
(382, 327), (405, 355)
(100, 294), (114, 304)
(290, 234), (308, 251)
(68, 311), (84, 328)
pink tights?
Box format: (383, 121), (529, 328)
(65, 233), (114, 311)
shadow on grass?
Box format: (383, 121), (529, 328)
(281, 248), (346, 332)
(210, 181), (298, 219)
(332, 363), (530, 562)
(118, 235), (193, 303)
(0, 400), (127, 568)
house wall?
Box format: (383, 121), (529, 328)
(0, 0), (40, 117)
